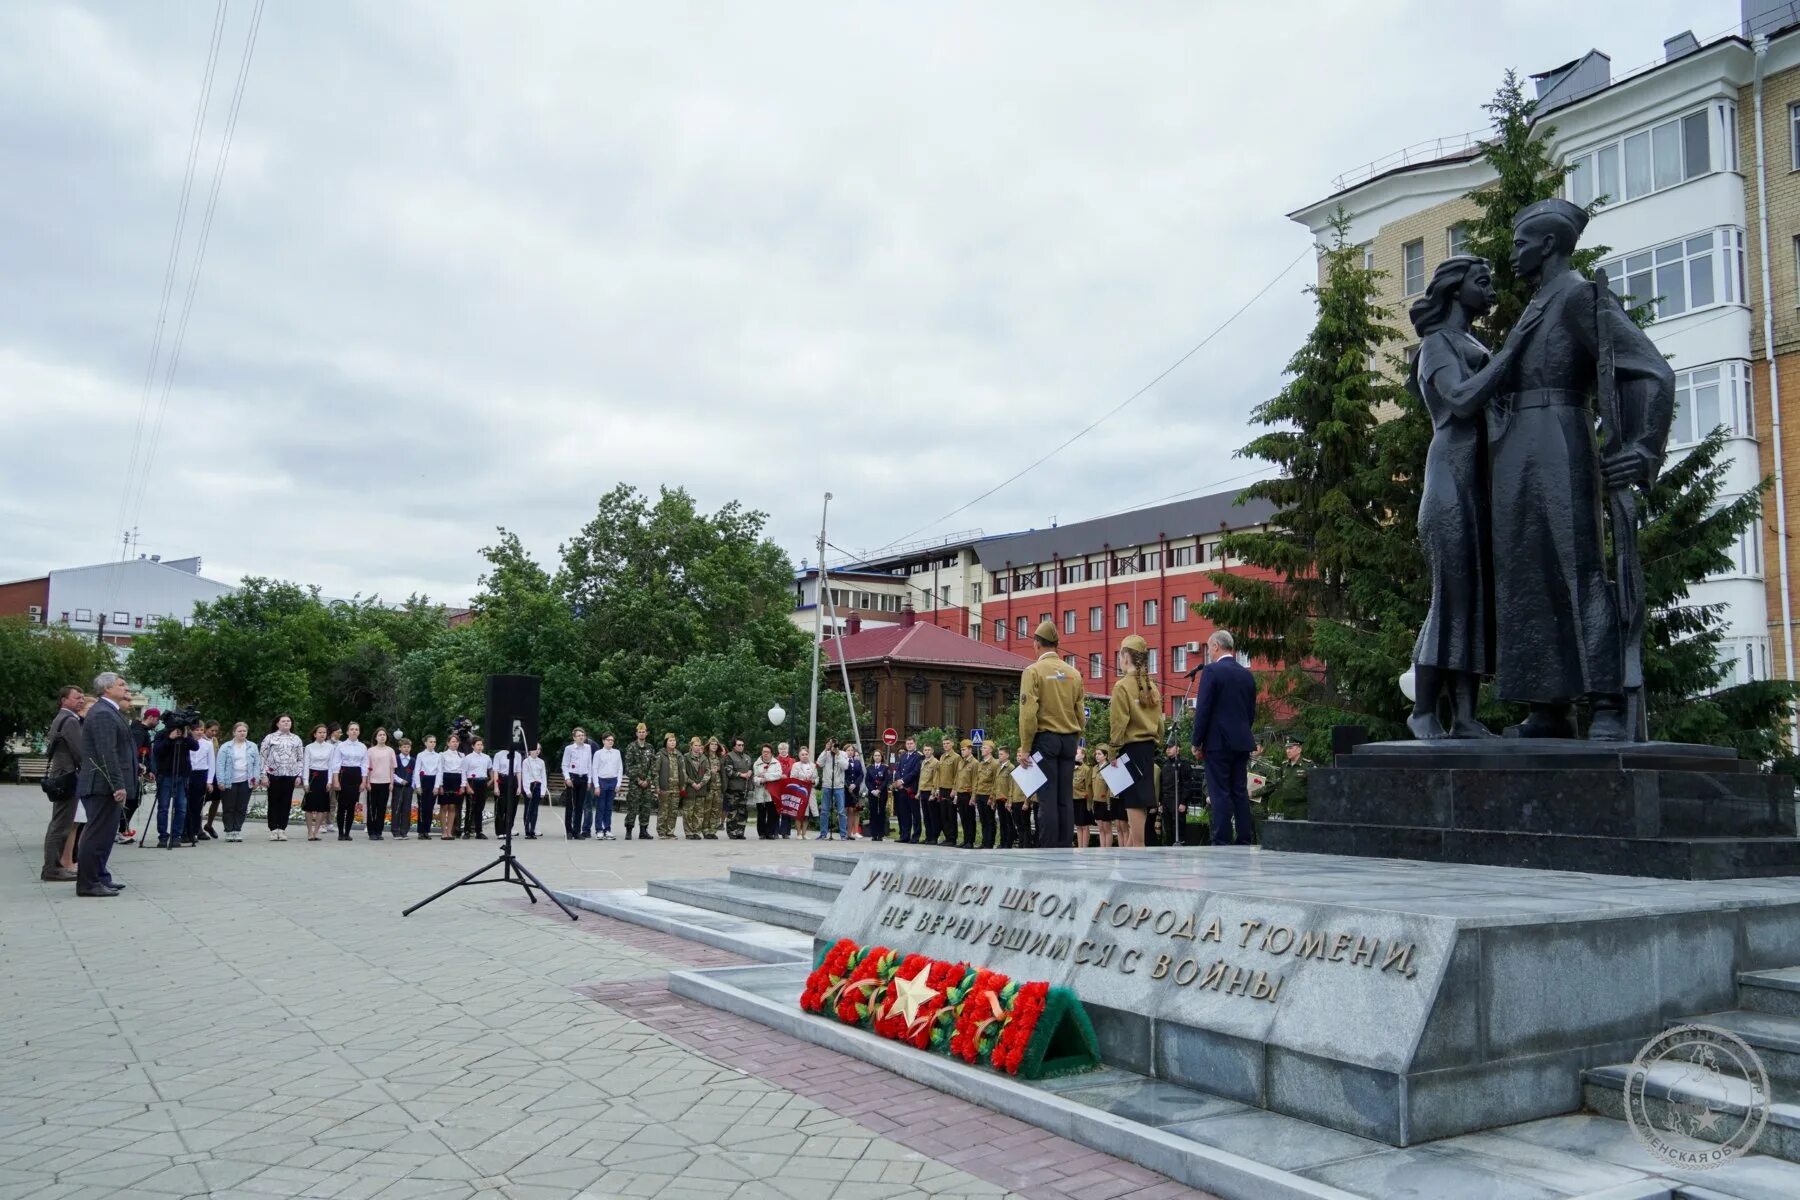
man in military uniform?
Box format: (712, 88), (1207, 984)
(1260, 736), (1315, 820)
(953, 739), (977, 849)
(1019, 619), (1084, 849)
(622, 722), (658, 839)
(724, 737), (754, 839)
(653, 733), (683, 839)
(938, 736), (959, 847)
(681, 737), (713, 840)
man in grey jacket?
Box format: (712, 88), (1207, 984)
(41, 686), (84, 882)
(76, 672), (137, 897)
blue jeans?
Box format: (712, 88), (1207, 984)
(593, 780), (616, 833)
(155, 774), (187, 843)
(817, 787), (846, 836)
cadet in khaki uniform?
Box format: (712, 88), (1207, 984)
(681, 737), (713, 840)
(1019, 620), (1085, 848)
(937, 736), (958, 847)
(918, 746), (941, 845)
(952, 740), (977, 849)
(622, 723), (659, 839)
(971, 741), (998, 849)
(654, 733), (683, 838)
(1110, 634), (1164, 848)
(993, 747), (1015, 849)
(1072, 746), (1094, 848)
(1091, 745), (1117, 848)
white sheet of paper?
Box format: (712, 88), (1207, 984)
(1099, 758), (1135, 795)
(1011, 760), (1048, 797)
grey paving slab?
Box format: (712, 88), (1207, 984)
(0, 785), (1033, 1200)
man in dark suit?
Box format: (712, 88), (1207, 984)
(1191, 631), (1258, 847)
(76, 672), (137, 896)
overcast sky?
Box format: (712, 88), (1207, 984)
(1, 0), (1737, 606)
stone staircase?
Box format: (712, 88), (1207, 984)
(643, 852), (854, 934)
(1584, 966), (1800, 1164)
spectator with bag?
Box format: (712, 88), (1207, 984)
(40, 685), (84, 882)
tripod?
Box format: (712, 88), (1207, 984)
(404, 743), (578, 921)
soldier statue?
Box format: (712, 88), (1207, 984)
(1409, 197), (1673, 742)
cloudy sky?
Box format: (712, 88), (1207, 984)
(2, 0), (1736, 605)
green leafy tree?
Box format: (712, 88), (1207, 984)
(0, 619), (113, 769)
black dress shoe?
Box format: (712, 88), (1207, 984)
(105, 881), (126, 889)
(77, 886), (121, 897)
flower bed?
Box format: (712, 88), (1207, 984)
(799, 937), (1099, 1081)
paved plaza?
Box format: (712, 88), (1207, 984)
(0, 788), (1215, 1200)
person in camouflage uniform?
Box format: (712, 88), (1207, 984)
(621, 722), (659, 839)
(704, 737), (726, 839)
(681, 736), (712, 840)
(1259, 736), (1315, 820)
(653, 733), (683, 839)
(723, 737), (753, 840)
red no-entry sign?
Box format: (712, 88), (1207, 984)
(882, 728), (897, 746)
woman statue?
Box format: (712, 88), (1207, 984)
(1407, 255), (1503, 739)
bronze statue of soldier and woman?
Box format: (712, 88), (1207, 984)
(1405, 198), (1675, 743)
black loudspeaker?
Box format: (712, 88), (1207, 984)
(484, 675), (541, 753)
(1330, 724), (1368, 759)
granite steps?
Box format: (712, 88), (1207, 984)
(557, 852), (1800, 1200)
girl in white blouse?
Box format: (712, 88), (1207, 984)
(302, 725), (335, 842)
(329, 722), (369, 842)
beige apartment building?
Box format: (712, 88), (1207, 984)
(1291, 6), (1800, 697)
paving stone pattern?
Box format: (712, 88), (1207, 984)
(0, 786), (1216, 1200)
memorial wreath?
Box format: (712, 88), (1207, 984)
(799, 937), (1099, 1080)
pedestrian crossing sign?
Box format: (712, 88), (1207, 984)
(970, 728), (985, 744)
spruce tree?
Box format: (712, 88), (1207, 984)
(1203, 211), (1408, 721)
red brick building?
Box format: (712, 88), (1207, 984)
(849, 488), (1280, 718)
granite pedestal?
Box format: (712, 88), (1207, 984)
(813, 847), (1800, 1146)
(1260, 739), (1800, 880)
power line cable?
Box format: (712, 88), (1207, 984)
(122, 0), (265, 538)
(864, 241), (1314, 559)
(111, 0), (231, 558)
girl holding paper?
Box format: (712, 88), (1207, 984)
(1110, 634), (1164, 848)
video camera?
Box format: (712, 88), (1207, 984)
(159, 706), (202, 733)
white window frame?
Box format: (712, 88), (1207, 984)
(1669, 361), (1755, 448)
(1597, 227), (1744, 323)
(1089, 653), (1103, 679)
(1566, 105), (1716, 208)
(1402, 239), (1425, 296)
(1114, 602), (1130, 629)
(1144, 599), (1158, 626)
(1172, 594), (1188, 622)
(1089, 606), (1103, 632)
(1447, 223), (1470, 258)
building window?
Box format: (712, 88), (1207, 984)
(1142, 551), (1161, 571)
(1111, 555), (1134, 577)
(75, 608), (92, 622)
(907, 691), (925, 729)
(1361, 243), (1374, 272)
(1202, 541), (1221, 562)
(1114, 602), (1129, 629)
(1597, 228), (1743, 323)
(940, 585), (950, 605)
(1169, 545), (1194, 567)
(60, 612), (69, 624)
(1147, 649), (1159, 675)
(1089, 653), (1103, 679)
(943, 692), (961, 731)
(1402, 239), (1425, 295)
(1089, 606), (1103, 631)
(1065, 654), (1079, 670)
(995, 618), (1007, 641)
(1144, 599), (1158, 626)
(1711, 528), (1764, 580)
(1447, 223), (1470, 258)
(1568, 108), (1712, 208)
(1061, 563), (1082, 585)
(1173, 594), (1189, 622)
(970, 583), (981, 604)
(975, 690), (994, 727)
(1203, 591), (1219, 605)
(111, 612), (128, 626)
(1017, 616), (1029, 639)
(1063, 609), (1077, 634)
(1670, 362), (1755, 447)
(993, 573), (1010, 595)
(1173, 645), (1189, 673)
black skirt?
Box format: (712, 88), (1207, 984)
(303, 769), (331, 813)
(1117, 741), (1156, 810)
(440, 772), (462, 799)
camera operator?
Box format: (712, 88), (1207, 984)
(151, 711), (195, 850)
